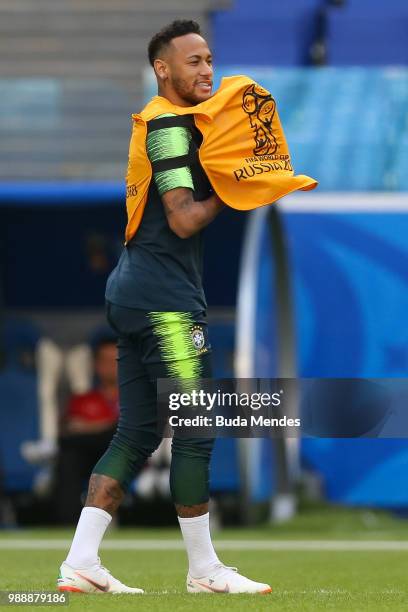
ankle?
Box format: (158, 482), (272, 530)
(175, 502), (209, 519)
(65, 507), (111, 569)
(189, 559), (221, 579)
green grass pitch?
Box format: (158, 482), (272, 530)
(1, 507), (408, 611)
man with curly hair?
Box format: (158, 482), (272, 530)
(57, 20), (271, 596)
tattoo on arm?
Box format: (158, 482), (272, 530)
(162, 187), (224, 237)
(162, 190), (193, 218)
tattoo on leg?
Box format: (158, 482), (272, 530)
(85, 473), (125, 514)
(175, 502), (209, 518)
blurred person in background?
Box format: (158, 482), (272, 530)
(54, 337), (119, 524)
(57, 19), (271, 595)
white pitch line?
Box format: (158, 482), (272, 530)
(1, 539), (408, 551)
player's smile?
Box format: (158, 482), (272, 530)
(196, 80), (212, 91)
(194, 79), (213, 97)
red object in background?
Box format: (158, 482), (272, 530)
(66, 390), (119, 424)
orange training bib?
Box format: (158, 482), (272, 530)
(125, 75), (317, 243)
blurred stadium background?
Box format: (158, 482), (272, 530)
(1, 0), (408, 539)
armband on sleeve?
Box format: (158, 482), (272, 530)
(147, 114), (195, 196)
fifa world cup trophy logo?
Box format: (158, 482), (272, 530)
(242, 84), (278, 156)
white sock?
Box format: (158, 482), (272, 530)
(65, 507), (111, 568)
(178, 512), (220, 578)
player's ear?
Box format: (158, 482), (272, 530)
(154, 59), (168, 81)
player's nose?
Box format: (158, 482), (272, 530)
(199, 62), (213, 79)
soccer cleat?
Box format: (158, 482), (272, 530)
(57, 560), (144, 594)
(186, 564), (272, 594)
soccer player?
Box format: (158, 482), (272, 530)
(57, 20), (271, 595)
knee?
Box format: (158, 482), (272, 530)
(111, 428), (162, 461)
(171, 437), (215, 461)
(94, 430), (162, 491)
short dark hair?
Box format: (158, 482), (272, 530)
(148, 20), (202, 67)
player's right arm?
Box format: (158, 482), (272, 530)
(147, 114), (225, 239)
(161, 187), (224, 239)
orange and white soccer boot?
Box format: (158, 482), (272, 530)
(187, 563), (272, 594)
(57, 559), (144, 594)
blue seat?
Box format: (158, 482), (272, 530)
(3, 318), (41, 368)
(0, 319), (42, 491)
(326, 1), (408, 65)
(394, 140), (408, 190)
(0, 367), (39, 491)
(212, 0), (323, 66)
